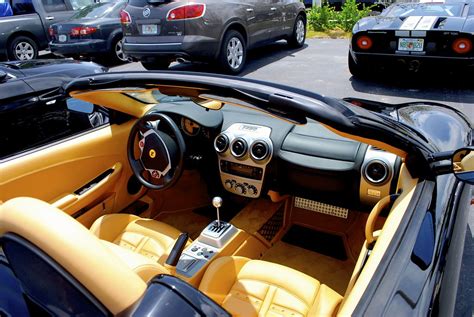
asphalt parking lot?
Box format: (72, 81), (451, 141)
(112, 38), (474, 121)
(111, 38), (473, 315)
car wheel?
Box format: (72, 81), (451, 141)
(111, 37), (128, 64)
(141, 60), (170, 71)
(288, 15), (306, 48)
(348, 51), (367, 78)
(8, 36), (38, 61)
(219, 30), (246, 74)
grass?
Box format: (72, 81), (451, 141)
(307, 29), (352, 39)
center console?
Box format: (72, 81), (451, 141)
(176, 221), (238, 278)
(214, 123), (273, 198)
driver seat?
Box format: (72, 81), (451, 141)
(90, 213), (184, 267)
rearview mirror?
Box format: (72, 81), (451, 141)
(452, 147), (474, 184)
(66, 98), (94, 114)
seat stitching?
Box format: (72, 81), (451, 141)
(235, 278), (313, 307)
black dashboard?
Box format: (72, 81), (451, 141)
(152, 101), (401, 210)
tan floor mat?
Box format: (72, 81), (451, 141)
(262, 241), (354, 295)
(156, 209), (211, 240)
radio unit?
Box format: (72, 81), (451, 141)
(220, 161), (263, 180)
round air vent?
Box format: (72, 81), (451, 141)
(214, 134), (229, 153)
(250, 141), (269, 161)
(231, 138), (247, 158)
(364, 160), (389, 185)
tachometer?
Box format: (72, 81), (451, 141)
(181, 117), (201, 136)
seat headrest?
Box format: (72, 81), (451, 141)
(0, 197), (147, 315)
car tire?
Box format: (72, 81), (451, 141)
(288, 15), (306, 48)
(219, 30), (246, 74)
(348, 51), (367, 78)
(110, 36), (128, 64)
(8, 36), (38, 61)
(141, 60), (170, 70)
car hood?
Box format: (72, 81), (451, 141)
(2, 59), (106, 76)
(64, 72), (472, 178)
(356, 16), (468, 33)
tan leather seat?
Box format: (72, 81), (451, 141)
(0, 197), (150, 315)
(199, 256), (343, 317)
(90, 213), (182, 267)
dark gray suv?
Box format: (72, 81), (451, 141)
(121, 0), (306, 73)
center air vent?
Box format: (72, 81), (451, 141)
(364, 160), (389, 185)
(231, 138), (247, 158)
(214, 134), (229, 153)
(251, 141), (269, 161)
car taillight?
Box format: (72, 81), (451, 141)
(70, 26), (97, 36)
(48, 27), (55, 37)
(167, 4), (205, 21)
(356, 35), (373, 50)
(452, 38), (472, 54)
(120, 9), (132, 25)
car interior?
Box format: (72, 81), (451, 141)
(0, 85), (422, 316)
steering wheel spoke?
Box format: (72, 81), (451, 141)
(127, 113), (186, 191)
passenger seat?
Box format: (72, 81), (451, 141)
(199, 256), (343, 317)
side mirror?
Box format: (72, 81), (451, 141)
(0, 70), (8, 83)
(452, 147), (474, 184)
(66, 98), (94, 114)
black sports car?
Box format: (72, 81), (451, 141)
(349, 0), (474, 76)
(0, 72), (472, 316)
(0, 59), (107, 159)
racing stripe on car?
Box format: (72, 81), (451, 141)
(400, 16), (422, 30)
(415, 16), (437, 30)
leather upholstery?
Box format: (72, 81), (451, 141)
(199, 256), (343, 317)
(90, 213), (183, 266)
(0, 197), (147, 315)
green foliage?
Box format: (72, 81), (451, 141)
(308, 0), (373, 33)
(307, 5), (337, 31)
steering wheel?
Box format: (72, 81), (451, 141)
(127, 112), (186, 190)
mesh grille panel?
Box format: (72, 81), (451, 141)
(294, 197), (348, 219)
(258, 204), (285, 242)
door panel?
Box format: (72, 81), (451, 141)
(0, 120), (145, 220)
(245, 0), (273, 46)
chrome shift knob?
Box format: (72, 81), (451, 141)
(212, 196), (223, 208)
(212, 196), (223, 227)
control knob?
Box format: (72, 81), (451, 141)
(235, 184), (246, 195)
(224, 180), (233, 189)
(248, 185), (258, 195)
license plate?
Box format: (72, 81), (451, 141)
(58, 34), (67, 42)
(398, 38), (424, 52)
(142, 24), (158, 35)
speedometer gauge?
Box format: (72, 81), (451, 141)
(181, 117), (201, 136)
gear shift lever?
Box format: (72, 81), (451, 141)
(212, 196), (223, 227)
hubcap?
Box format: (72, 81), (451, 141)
(226, 37), (243, 70)
(15, 42), (34, 60)
(115, 39), (128, 62)
(296, 19), (305, 44)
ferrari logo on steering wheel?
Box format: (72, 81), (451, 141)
(149, 149), (156, 158)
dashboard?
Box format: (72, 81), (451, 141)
(153, 101), (401, 210)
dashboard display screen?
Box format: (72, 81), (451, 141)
(220, 161), (263, 180)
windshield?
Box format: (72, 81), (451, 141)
(125, 90), (195, 104)
(71, 1), (124, 19)
(69, 0), (94, 11)
(384, 3), (464, 17)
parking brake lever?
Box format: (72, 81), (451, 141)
(165, 232), (189, 275)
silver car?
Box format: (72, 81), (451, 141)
(121, 0), (306, 73)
